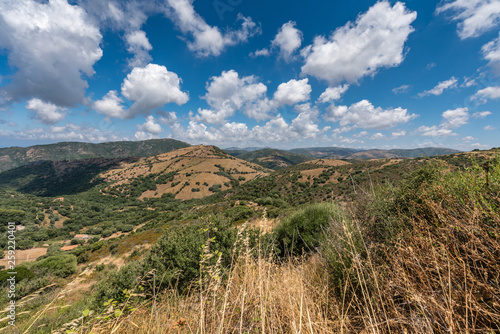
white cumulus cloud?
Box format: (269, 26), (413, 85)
(391, 130), (406, 138)
(271, 21), (303, 61)
(172, 107), (326, 146)
(442, 107), (469, 128)
(93, 91), (125, 119)
(192, 71), (315, 124)
(301, 1), (416, 85)
(0, 123), (124, 142)
(472, 111), (492, 118)
(324, 99), (417, 130)
(318, 85), (349, 103)
(193, 70), (267, 124)
(26, 99), (67, 125)
(250, 48), (270, 57)
(471, 86), (500, 103)
(137, 115), (163, 134)
(0, 0), (103, 107)
(135, 115), (163, 140)
(418, 125), (456, 137)
(392, 84), (412, 95)
(164, 0), (260, 57)
(417, 107), (469, 137)
(273, 79), (311, 106)
(125, 30), (153, 68)
(95, 64), (189, 119)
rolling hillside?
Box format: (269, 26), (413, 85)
(225, 148), (313, 170)
(100, 145), (270, 200)
(0, 138), (190, 173)
(288, 146), (460, 160)
(0, 157), (138, 196)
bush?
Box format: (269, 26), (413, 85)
(88, 236), (100, 244)
(16, 238), (35, 250)
(209, 184), (222, 193)
(224, 205), (254, 223)
(46, 243), (63, 256)
(320, 216), (366, 295)
(0, 266), (34, 284)
(93, 261), (145, 306)
(101, 229), (113, 238)
(144, 216), (236, 292)
(31, 254), (77, 278)
(119, 224), (134, 233)
(70, 238), (85, 245)
(274, 203), (339, 257)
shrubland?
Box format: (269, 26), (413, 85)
(0, 153), (499, 333)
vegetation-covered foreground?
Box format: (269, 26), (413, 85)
(0, 148), (499, 333)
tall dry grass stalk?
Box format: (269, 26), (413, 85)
(84, 198), (500, 333)
(88, 242), (339, 333)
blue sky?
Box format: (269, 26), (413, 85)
(0, 0), (499, 150)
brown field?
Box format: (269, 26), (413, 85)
(0, 247), (47, 267)
(299, 168), (328, 179)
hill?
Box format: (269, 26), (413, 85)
(385, 147), (461, 158)
(100, 145), (270, 200)
(0, 138), (190, 173)
(290, 146), (460, 160)
(0, 157), (138, 196)
(225, 148), (313, 170)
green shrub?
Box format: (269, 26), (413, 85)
(144, 216), (236, 292)
(274, 203), (339, 257)
(119, 224), (134, 232)
(71, 238), (85, 245)
(101, 229), (113, 238)
(93, 261), (145, 306)
(88, 236), (100, 244)
(31, 254), (77, 278)
(16, 238), (35, 250)
(0, 209), (26, 225)
(0, 266), (34, 284)
(209, 184), (222, 193)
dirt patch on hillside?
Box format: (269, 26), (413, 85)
(0, 247), (47, 267)
(300, 168), (328, 179)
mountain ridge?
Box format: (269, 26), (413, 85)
(0, 138), (461, 173)
(0, 138), (190, 173)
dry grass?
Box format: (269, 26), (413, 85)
(63, 192), (500, 334)
(0, 247), (47, 267)
(86, 250), (338, 334)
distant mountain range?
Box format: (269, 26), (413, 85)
(225, 146), (461, 169)
(0, 139), (190, 173)
(0, 139), (461, 173)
